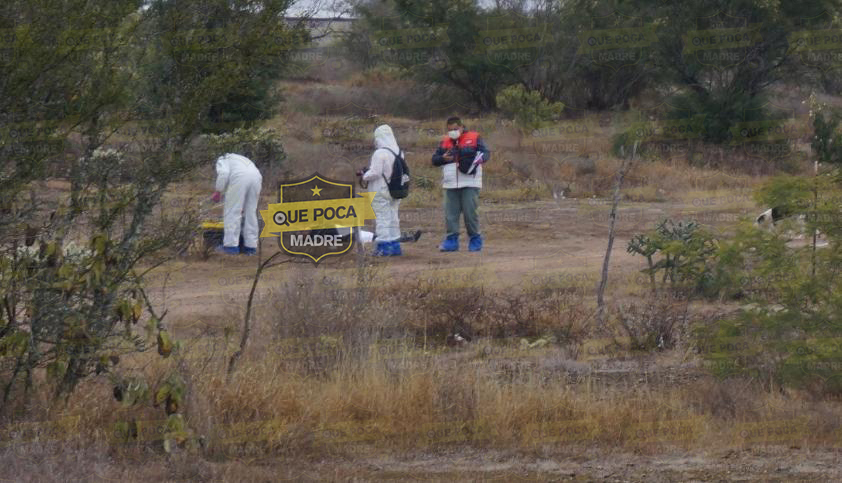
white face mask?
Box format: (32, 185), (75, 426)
(448, 129), (460, 140)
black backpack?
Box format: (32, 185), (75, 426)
(379, 147), (410, 199)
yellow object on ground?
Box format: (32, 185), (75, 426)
(201, 221), (225, 230)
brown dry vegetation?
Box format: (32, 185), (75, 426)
(4, 59), (839, 482)
(4, 267), (842, 480)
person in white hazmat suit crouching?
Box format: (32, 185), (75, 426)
(357, 125), (403, 256)
(212, 153), (263, 256)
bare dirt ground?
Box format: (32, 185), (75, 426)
(5, 445), (841, 481)
(220, 448), (842, 482)
(149, 197), (748, 330)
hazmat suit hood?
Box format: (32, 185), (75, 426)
(363, 124), (402, 243)
(374, 124), (399, 152)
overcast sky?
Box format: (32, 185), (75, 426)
(286, 0), (351, 18)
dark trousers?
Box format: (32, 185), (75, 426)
(444, 187), (480, 238)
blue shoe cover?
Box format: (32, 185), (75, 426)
(374, 241), (392, 256)
(390, 241), (402, 256)
(216, 245), (240, 255)
(468, 235), (483, 252)
(439, 235), (459, 252)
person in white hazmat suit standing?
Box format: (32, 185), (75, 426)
(358, 125), (403, 256)
(212, 153), (263, 255)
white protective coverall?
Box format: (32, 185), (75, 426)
(362, 125), (401, 242)
(215, 153), (263, 249)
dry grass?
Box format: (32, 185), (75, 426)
(264, 94), (772, 213)
(2, 74), (832, 480)
(36, 347), (842, 460)
(5, 272), (842, 471)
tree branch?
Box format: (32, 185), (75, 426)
(226, 250), (288, 382)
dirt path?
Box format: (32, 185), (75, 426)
(8, 446), (839, 481)
(308, 448), (842, 481)
(144, 198), (751, 333)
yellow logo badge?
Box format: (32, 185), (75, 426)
(260, 174), (377, 263)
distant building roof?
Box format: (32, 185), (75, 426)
(283, 17), (357, 23)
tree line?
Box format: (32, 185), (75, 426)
(346, 0), (842, 144)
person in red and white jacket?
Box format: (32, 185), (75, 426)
(431, 116), (490, 252)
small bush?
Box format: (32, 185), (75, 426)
(496, 85), (564, 133)
(194, 127), (287, 185)
(614, 296), (690, 351)
(627, 219), (719, 298)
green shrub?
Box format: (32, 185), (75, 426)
(495, 85), (564, 133)
(695, 172), (842, 398)
(627, 219), (718, 298)
(198, 127), (287, 181)
(810, 92), (842, 166)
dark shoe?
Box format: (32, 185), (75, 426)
(439, 234), (459, 252)
(216, 245), (240, 255)
(468, 235), (483, 252)
(242, 246), (257, 256)
(390, 241), (402, 256)
(399, 230), (423, 243)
